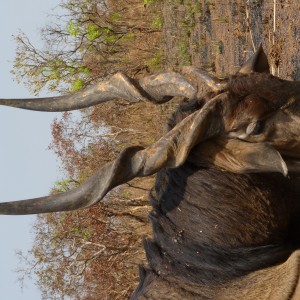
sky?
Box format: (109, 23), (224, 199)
(0, 1), (62, 299)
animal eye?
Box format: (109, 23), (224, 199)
(246, 121), (264, 135)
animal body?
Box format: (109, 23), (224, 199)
(1, 46), (300, 299)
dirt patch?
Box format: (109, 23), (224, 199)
(162, 0), (300, 80)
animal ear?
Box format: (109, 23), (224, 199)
(190, 138), (287, 175)
(238, 44), (270, 74)
(0, 95), (225, 215)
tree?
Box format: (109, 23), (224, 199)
(17, 182), (152, 299)
(12, 0), (162, 94)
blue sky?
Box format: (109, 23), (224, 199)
(0, 1), (62, 298)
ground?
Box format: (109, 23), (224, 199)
(162, 0), (300, 80)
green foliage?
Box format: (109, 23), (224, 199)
(72, 78), (85, 92)
(12, 1), (115, 94)
(193, 1), (202, 14)
(71, 225), (92, 240)
(143, 0), (155, 4)
(146, 137), (155, 144)
(179, 40), (192, 65)
(105, 34), (116, 44)
(212, 40), (224, 55)
(151, 13), (163, 29)
(86, 23), (101, 41)
(51, 178), (79, 194)
(12, 31), (91, 94)
(148, 51), (162, 70)
(217, 15), (229, 23)
(67, 21), (81, 36)
(110, 12), (121, 22)
(12, 0), (162, 95)
(123, 32), (135, 41)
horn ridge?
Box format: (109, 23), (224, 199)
(0, 94), (224, 215)
(0, 72), (197, 112)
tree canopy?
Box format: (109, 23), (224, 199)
(12, 0), (162, 94)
